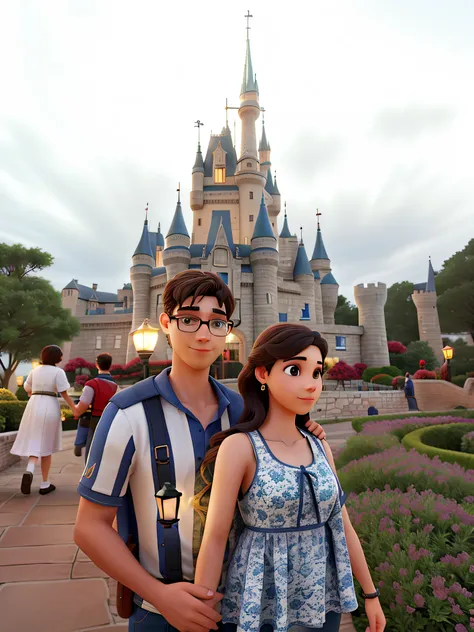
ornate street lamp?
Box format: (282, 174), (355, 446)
(131, 319), (159, 379)
(442, 345), (454, 382)
(16, 375), (24, 387)
(155, 482), (183, 583)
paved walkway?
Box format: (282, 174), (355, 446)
(0, 429), (356, 632)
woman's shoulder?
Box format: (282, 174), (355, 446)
(220, 432), (254, 455)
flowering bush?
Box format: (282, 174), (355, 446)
(360, 415), (472, 441)
(347, 487), (474, 631)
(419, 359), (427, 369)
(339, 446), (474, 502)
(353, 363), (367, 378)
(370, 373), (393, 386)
(326, 361), (359, 381)
(392, 375), (405, 389)
(388, 341), (407, 355)
(413, 369), (437, 380)
(64, 357), (95, 372)
(74, 374), (89, 388)
(439, 362), (449, 381)
(335, 434), (399, 469)
(461, 431), (474, 455)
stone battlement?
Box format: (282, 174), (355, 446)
(354, 282), (387, 290)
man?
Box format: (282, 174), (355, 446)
(404, 372), (419, 411)
(73, 353), (118, 461)
(74, 270), (326, 632)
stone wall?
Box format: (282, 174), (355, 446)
(69, 314), (133, 364)
(413, 379), (474, 411)
(0, 432), (20, 472)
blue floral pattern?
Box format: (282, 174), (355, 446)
(221, 430), (358, 631)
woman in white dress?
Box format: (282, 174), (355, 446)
(11, 345), (77, 495)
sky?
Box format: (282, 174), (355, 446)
(0, 0), (473, 301)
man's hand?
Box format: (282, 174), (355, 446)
(155, 582), (223, 632)
(305, 419), (326, 441)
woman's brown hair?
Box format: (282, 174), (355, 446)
(194, 323), (328, 521)
(40, 345), (63, 366)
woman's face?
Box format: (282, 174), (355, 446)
(259, 344), (324, 416)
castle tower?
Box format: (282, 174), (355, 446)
(294, 233), (316, 328)
(155, 222), (164, 267)
(162, 189), (191, 281)
(264, 169), (281, 234)
(259, 121), (271, 170)
(190, 142), (204, 211)
(127, 215), (154, 361)
(235, 22), (266, 244)
(411, 258), (443, 365)
(250, 194), (278, 337)
(278, 205), (298, 278)
(310, 215), (337, 324)
(354, 282), (390, 367)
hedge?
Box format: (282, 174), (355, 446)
(351, 408), (474, 433)
(401, 423), (474, 470)
(0, 415), (5, 433)
(362, 366), (402, 382)
(0, 401), (27, 431)
(370, 374), (393, 386)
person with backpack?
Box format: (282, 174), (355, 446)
(74, 270), (327, 632)
(73, 353), (118, 461)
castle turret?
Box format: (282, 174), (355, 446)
(190, 142), (204, 211)
(162, 190), (191, 281)
(250, 195), (278, 337)
(127, 216), (154, 360)
(354, 282), (390, 367)
(259, 121), (271, 170)
(411, 258), (443, 365)
(294, 235), (316, 327)
(311, 269), (324, 325)
(235, 26), (265, 244)
(278, 205), (298, 278)
(320, 272), (339, 325)
(310, 216), (336, 323)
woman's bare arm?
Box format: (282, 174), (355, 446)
(194, 433), (253, 593)
(60, 390), (77, 415)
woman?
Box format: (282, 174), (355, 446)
(195, 324), (385, 632)
(11, 345), (77, 495)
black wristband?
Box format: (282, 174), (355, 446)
(362, 588), (380, 599)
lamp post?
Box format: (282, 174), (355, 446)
(16, 375), (24, 387)
(131, 319), (159, 379)
(442, 345), (454, 382)
(155, 482), (183, 582)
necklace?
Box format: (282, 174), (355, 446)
(265, 437), (306, 447)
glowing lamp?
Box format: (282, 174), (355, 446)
(155, 482), (182, 526)
(442, 346), (454, 361)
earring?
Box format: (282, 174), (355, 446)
(261, 384), (266, 391)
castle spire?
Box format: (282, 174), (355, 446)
(294, 237), (312, 276)
(166, 185), (189, 238)
(241, 10), (258, 95)
(252, 193), (275, 240)
(259, 120), (270, 151)
(279, 202), (292, 238)
(311, 210), (329, 260)
(133, 209), (154, 257)
(426, 257), (436, 292)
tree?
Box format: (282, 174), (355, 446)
(0, 244), (80, 388)
(335, 295), (358, 326)
(384, 281), (419, 345)
(389, 340), (438, 374)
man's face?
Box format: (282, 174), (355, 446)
(159, 295), (229, 370)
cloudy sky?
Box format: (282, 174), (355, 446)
(1, 0), (473, 301)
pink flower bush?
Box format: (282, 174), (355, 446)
(360, 415), (474, 439)
(388, 341), (407, 355)
(326, 361), (359, 381)
(413, 369), (437, 379)
(353, 363), (367, 378)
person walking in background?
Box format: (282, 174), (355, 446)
(73, 353), (118, 461)
(404, 372), (419, 411)
(11, 345), (77, 495)
(367, 401), (379, 416)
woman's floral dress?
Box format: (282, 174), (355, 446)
(221, 430), (358, 631)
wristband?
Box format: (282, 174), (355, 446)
(362, 588), (380, 599)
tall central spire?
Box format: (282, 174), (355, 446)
(241, 10), (259, 95)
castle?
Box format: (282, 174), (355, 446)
(61, 21), (444, 370)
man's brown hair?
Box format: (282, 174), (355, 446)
(163, 270), (235, 319)
(96, 353), (112, 371)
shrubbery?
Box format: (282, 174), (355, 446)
(370, 374), (393, 386)
(326, 361), (359, 381)
(362, 366), (402, 382)
(15, 385), (29, 401)
(413, 369), (437, 380)
(335, 434), (399, 469)
(387, 340), (407, 355)
(0, 415), (5, 432)
(390, 340), (438, 374)
(0, 388), (17, 401)
(392, 375), (405, 389)
(0, 401), (27, 431)
(452, 374), (468, 387)
(402, 424), (474, 470)
(461, 431), (474, 454)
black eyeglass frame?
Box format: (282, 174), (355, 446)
(169, 315), (234, 337)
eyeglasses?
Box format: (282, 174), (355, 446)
(169, 315), (233, 337)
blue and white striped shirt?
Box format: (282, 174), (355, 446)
(77, 369), (243, 588)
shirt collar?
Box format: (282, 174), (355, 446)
(154, 368), (230, 422)
(97, 373), (115, 382)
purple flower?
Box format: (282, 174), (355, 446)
(451, 523), (461, 533)
(399, 568), (408, 576)
(406, 605), (415, 614)
(396, 593), (404, 606)
(454, 624), (467, 632)
(413, 571), (424, 586)
(393, 581), (401, 590)
(393, 543), (401, 552)
(414, 594), (425, 608)
(452, 603), (463, 615)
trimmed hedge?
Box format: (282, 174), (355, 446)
(401, 423), (474, 470)
(335, 434), (399, 469)
(370, 374), (393, 386)
(351, 408), (474, 433)
(0, 388), (17, 401)
(0, 415), (5, 432)
(0, 401), (27, 431)
(452, 374), (468, 387)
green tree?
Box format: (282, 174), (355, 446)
(390, 340), (438, 374)
(443, 338), (474, 376)
(384, 281), (419, 345)
(438, 282), (474, 334)
(435, 238), (474, 296)
(334, 295), (358, 326)
(0, 244), (79, 388)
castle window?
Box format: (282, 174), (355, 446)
(214, 167), (225, 183)
(198, 218), (202, 226)
(213, 247), (228, 267)
(114, 335), (121, 349)
(218, 272), (229, 285)
(247, 162), (252, 167)
(249, 191), (253, 199)
(95, 336), (102, 350)
(300, 303), (310, 320)
(335, 336), (347, 351)
(279, 313), (288, 322)
(266, 293), (272, 305)
(249, 214), (254, 222)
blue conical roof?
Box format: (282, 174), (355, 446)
(294, 242), (312, 276)
(311, 228), (329, 260)
(241, 38), (258, 95)
(134, 219), (154, 257)
(259, 123), (270, 151)
(166, 198), (189, 238)
(273, 172), (280, 195)
(156, 222), (164, 247)
(193, 143), (204, 173)
(265, 169), (276, 195)
(321, 271), (338, 285)
(426, 258), (436, 292)
(252, 194), (276, 240)
(279, 213), (292, 238)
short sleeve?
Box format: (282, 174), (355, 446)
(55, 368), (70, 393)
(77, 403), (136, 507)
(24, 371), (33, 393)
(79, 385), (95, 406)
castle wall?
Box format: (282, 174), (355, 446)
(69, 315), (133, 364)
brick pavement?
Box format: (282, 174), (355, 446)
(0, 429), (356, 632)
